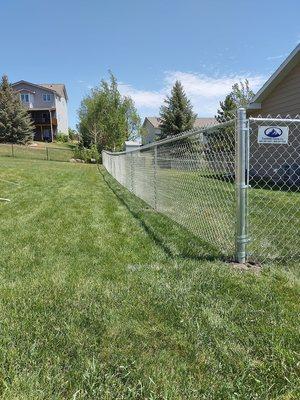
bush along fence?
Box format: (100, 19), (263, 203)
(103, 108), (300, 264)
(0, 143), (74, 162)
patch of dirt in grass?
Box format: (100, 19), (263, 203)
(230, 261), (261, 274)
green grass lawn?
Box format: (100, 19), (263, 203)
(0, 157), (299, 399)
(0, 143), (74, 162)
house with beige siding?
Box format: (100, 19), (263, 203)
(248, 44), (300, 117)
(142, 116), (216, 145)
(247, 44), (300, 184)
(12, 80), (68, 141)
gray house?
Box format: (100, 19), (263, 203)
(142, 116), (216, 145)
(12, 80), (68, 141)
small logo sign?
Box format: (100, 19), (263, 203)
(264, 127), (283, 138)
(258, 125), (289, 144)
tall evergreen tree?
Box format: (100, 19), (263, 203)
(0, 75), (34, 143)
(159, 81), (196, 139)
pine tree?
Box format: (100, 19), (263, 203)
(159, 81), (196, 139)
(0, 75), (34, 144)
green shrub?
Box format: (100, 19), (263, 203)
(74, 143), (100, 163)
(55, 133), (69, 143)
(68, 128), (79, 141)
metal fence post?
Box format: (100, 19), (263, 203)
(154, 145), (158, 210)
(46, 147), (49, 161)
(11, 144), (14, 157)
(235, 107), (249, 263)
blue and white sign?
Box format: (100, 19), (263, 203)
(258, 126), (289, 144)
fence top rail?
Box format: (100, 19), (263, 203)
(0, 143), (74, 152)
(249, 117), (300, 123)
(103, 119), (234, 156)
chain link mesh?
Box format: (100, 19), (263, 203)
(248, 116), (300, 263)
(103, 119), (236, 259)
(103, 115), (300, 264)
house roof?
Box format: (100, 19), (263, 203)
(12, 80), (68, 100)
(193, 118), (217, 127)
(248, 43), (300, 109)
(145, 117), (161, 128)
(144, 116), (216, 129)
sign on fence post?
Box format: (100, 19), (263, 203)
(257, 125), (289, 144)
(235, 108), (249, 263)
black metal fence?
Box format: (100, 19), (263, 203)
(0, 143), (74, 163)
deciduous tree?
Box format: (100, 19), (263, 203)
(78, 73), (140, 152)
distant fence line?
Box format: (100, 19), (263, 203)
(103, 109), (300, 264)
(0, 143), (74, 163)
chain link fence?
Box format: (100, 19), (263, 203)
(103, 111), (300, 264)
(103, 118), (237, 259)
(0, 143), (75, 162)
(248, 116), (300, 263)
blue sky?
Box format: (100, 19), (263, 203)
(1, 0), (299, 128)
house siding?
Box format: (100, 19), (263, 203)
(248, 63), (300, 179)
(142, 119), (160, 145)
(249, 64), (300, 117)
(55, 96), (68, 134)
(13, 82), (56, 109)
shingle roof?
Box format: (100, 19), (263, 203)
(193, 117), (217, 127)
(146, 117), (161, 128)
(145, 116), (216, 129)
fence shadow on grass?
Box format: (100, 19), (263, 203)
(99, 166), (225, 263)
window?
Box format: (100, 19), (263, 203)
(43, 93), (52, 102)
(20, 93), (29, 102)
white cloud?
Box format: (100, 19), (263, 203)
(119, 84), (164, 109)
(266, 54), (286, 60)
(119, 71), (265, 118)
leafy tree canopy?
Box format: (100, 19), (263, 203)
(215, 79), (255, 122)
(78, 73), (140, 152)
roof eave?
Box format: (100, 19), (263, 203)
(249, 43), (300, 105)
(12, 80), (57, 95)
